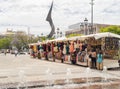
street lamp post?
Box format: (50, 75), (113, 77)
(90, 0), (94, 34)
(80, 23), (84, 34)
(88, 25), (91, 34)
(27, 27), (30, 43)
(57, 28), (60, 38)
(84, 18), (88, 35)
(41, 33), (43, 36)
(60, 32), (62, 37)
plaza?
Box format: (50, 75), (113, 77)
(0, 53), (120, 89)
(0, 0), (120, 88)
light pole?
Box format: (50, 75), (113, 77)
(90, 0), (94, 34)
(80, 23), (84, 34)
(57, 28), (60, 38)
(27, 27), (30, 35)
(84, 18), (88, 35)
(60, 32), (62, 37)
(27, 26), (31, 43)
(41, 33), (43, 36)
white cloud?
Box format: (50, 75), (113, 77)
(0, 0), (120, 35)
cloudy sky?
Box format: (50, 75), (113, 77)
(0, 0), (120, 36)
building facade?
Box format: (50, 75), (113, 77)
(65, 22), (114, 36)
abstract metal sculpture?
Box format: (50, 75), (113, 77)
(46, 1), (55, 38)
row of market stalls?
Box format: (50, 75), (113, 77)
(69, 32), (120, 57)
(29, 32), (120, 68)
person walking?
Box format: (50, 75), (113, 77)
(15, 50), (18, 57)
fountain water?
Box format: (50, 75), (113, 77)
(86, 67), (91, 89)
(64, 68), (77, 89)
(101, 66), (111, 89)
(0, 66), (120, 89)
(102, 66), (108, 82)
(65, 68), (72, 84)
(45, 68), (54, 88)
(17, 70), (27, 89)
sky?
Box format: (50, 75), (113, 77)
(0, 0), (120, 36)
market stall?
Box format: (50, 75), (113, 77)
(28, 32), (120, 68)
(83, 32), (120, 58)
(75, 32), (120, 68)
(28, 42), (41, 58)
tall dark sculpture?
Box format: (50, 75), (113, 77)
(46, 1), (55, 38)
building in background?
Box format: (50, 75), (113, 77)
(0, 29), (34, 37)
(1, 29), (26, 36)
(65, 19), (117, 36)
(2, 29), (16, 36)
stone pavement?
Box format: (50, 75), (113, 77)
(0, 53), (120, 85)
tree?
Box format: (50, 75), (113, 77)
(100, 26), (120, 35)
(0, 37), (12, 49)
(66, 33), (82, 38)
(36, 36), (48, 42)
(41, 36), (47, 41)
(11, 33), (29, 51)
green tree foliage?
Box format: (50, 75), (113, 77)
(48, 37), (55, 40)
(11, 33), (29, 51)
(0, 37), (12, 49)
(29, 36), (48, 43)
(41, 36), (47, 41)
(100, 26), (120, 35)
(66, 33), (82, 38)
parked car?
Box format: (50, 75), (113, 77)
(18, 51), (26, 55)
(1, 49), (5, 53)
(10, 50), (15, 54)
(6, 49), (10, 53)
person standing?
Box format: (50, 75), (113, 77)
(37, 51), (41, 59)
(91, 49), (97, 69)
(15, 50), (18, 57)
(4, 50), (7, 56)
(97, 50), (103, 70)
(53, 43), (58, 62)
(69, 41), (74, 58)
(63, 43), (66, 55)
(51, 42), (55, 61)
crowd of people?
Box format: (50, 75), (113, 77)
(29, 40), (103, 70)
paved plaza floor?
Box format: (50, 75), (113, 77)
(0, 53), (120, 85)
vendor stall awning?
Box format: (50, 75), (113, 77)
(48, 36), (67, 42)
(68, 32), (120, 40)
(86, 32), (120, 40)
(55, 36), (67, 41)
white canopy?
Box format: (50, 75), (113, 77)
(67, 36), (80, 40)
(29, 32), (120, 45)
(54, 36), (67, 41)
(83, 32), (120, 40)
(28, 42), (41, 46)
(68, 32), (120, 40)
(68, 36), (86, 40)
(47, 36), (67, 42)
